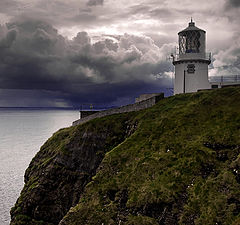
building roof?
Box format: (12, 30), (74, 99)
(178, 19), (205, 35)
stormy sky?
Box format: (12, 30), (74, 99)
(0, 0), (239, 107)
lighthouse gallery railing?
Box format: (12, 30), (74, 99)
(172, 52), (211, 62)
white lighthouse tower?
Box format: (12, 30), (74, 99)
(172, 19), (211, 94)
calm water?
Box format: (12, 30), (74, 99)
(0, 109), (79, 225)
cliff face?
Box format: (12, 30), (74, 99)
(10, 114), (138, 225)
(11, 87), (240, 225)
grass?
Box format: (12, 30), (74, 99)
(61, 87), (240, 224)
(11, 86), (240, 225)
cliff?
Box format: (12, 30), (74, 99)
(11, 86), (240, 225)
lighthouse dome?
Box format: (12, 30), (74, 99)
(178, 20), (205, 34)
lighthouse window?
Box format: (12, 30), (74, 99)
(187, 64), (195, 73)
(179, 31), (201, 54)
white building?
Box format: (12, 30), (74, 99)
(172, 19), (211, 94)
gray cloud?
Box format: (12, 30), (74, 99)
(87, 0), (104, 6)
(128, 4), (173, 21)
(0, 29), (17, 48)
(0, 18), (173, 107)
(0, 1), (238, 52)
(73, 31), (91, 45)
(0, 0), (19, 14)
(211, 32), (240, 77)
(227, 0), (240, 7)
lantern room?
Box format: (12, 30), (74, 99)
(178, 19), (206, 56)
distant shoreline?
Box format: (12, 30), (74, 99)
(0, 106), (116, 111)
(0, 107), (79, 110)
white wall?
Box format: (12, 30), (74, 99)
(174, 62), (210, 94)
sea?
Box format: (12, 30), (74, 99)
(0, 108), (80, 225)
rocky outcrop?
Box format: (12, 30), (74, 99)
(10, 114), (138, 225)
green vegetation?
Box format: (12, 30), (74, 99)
(11, 86), (240, 225)
(61, 87), (240, 224)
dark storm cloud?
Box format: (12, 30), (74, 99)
(0, 89), (69, 107)
(87, 0), (104, 6)
(0, 18), (173, 107)
(227, 0), (240, 7)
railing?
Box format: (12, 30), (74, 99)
(171, 52), (211, 62)
(209, 75), (240, 83)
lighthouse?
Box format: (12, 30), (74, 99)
(172, 19), (211, 95)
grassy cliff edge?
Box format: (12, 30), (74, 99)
(11, 87), (240, 225)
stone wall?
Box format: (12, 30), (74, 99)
(135, 93), (164, 103)
(72, 93), (164, 126)
(80, 111), (100, 119)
